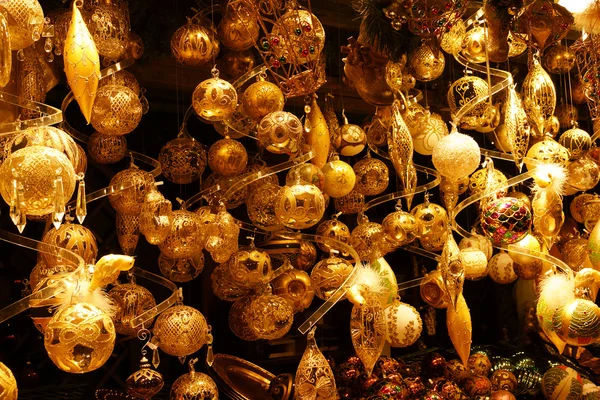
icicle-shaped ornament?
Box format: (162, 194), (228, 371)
(350, 291), (386, 376)
(439, 229), (464, 309)
(446, 293), (472, 366)
(52, 176), (65, 229)
(389, 99), (416, 209)
(76, 173), (87, 224)
(504, 85), (530, 170)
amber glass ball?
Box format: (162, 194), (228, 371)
(559, 128), (592, 160)
(192, 77), (238, 122)
(229, 296), (258, 341)
(159, 252), (205, 283)
(158, 210), (204, 259)
(241, 80), (285, 121)
(91, 85), (143, 136)
(310, 257), (354, 300)
(108, 167), (152, 215)
(353, 157), (389, 196)
(275, 184), (326, 229)
(208, 138), (248, 177)
(315, 218), (351, 253)
(159, 137), (206, 184)
(171, 370), (218, 400)
(211, 261), (249, 302)
(461, 26), (488, 64)
(153, 305), (208, 357)
(228, 248), (272, 289)
(247, 183), (284, 231)
(382, 211), (420, 247)
(109, 283), (157, 336)
(0, 362), (17, 400)
(272, 269), (314, 313)
(88, 132), (127, 164)
(171, 21), (219, 66)
(218, 5), (259, 51)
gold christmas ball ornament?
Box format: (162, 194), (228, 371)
(286, 163), (325, 190)
(339, 123), (367, 156)
(567, 157), (600, 193)
(553, 299), (600, 347)
(228, 248), (272, 289)
(384, 300), (423, 348)
(44, 302), (116, 373)
(411, 202), (449, 252)
(207, 138), (248, 177)
(0, 362), (17, 400)
(440, 18), (466, 55)
(211, 261), (249, 302)
(109, 283), (157, 336)
(468, 353), (493, 376)
(555, 103), (579, 129)
(488, 252), (518, 284)
(447, 76), (491, 130)
(40, 222), (98, 266)
(543, 45), (576, 74)
(171, 367), (218, 400)
(353, 157), (389, 196)
(382, 211), (420, 247)
(561, 237), (588, 271)
(508, 233), (541, 266)
(559, 128), (592, 160)
(241, 79), (285, 121)
(126, 362), (164, 399)
(334, 189), (365, 215)
(321, 158), (356, 198)
(432, 130), (481, 181)
(1, 0), (44, 50)
(248, 294), (294, 340)
(460, 248), (489, 280)
(310, 256), (354, 300)
(270, 10), (325, 65)
(86, 3), (130, 60)
(257, 111), (303, 155)
(490, 370), (518, 392)
(192, 75), (238, 122)
(153, 305), (208, 357)
(229, 295), (258, 340)
(459, 234), (493, 260)
(315, 218), (351, 254)
(0, 146), (76, 217)
(349, 220), (387, 261)
(461, 26), (488, 64)
(409, 43), (445, 82)
(108, 167), (152, 215)
(468, 168), (508, 199)
(571, 193), (595, 223)
(159, 252), (205, 283)
(91, 84), (143, 136)
(247, 183), (284, 231)
(218, 3), (259, 52)
(524, 138), (569, 171)
(171, 20), (219, 66)
(159, 137), (206, 185)
(158, 210), (204, 259)
(275, 183), (326, 229)
(29, 260), (77, 294)
(126, 31), (145, 60)
(88, 131), (127, 164)
(413, 112), (449, 156)
(419, 270), (450, 309)
(271, 269), (314, 313)
(218, 49), (255, 80)
(291, 240), (318, 271)
(139, 190), (172, 245)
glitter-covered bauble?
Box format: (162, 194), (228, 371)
(447, 76), (491, 130)
(561, 238), (588, 271)
(353, 157), (389, 196)
(159, 137), (206, 184)
(158, 210), (204, 259)
(40, 222), (98, 266)
(272, 269), (314, 313)
(257, 111), (302, 155)
(88, 131), (127, 164)
(524, 139), (569, 171)
(543, 45), (576, 74)
(432, 131), (481, 181)
(382, 211), (420, 247)
(334, 190), (365, 215)
(241, 80), (285, 121)
(490, 370), (517, 392)
(0, 362), (17, 400)
(208, 138), (248, 177)
(559, 128), (592, 160)
(192, 76), (238, 122)
(316, 218), (351, 253)
(409, 43), (445, 82)
(339, 123), (367, 156)
(411, 202), (448, 252)
(2, 0), (44, 50)
(275, 183), (326, 229)
(91, 85), (142, 136)
(44, 303), (115, 373)
(413, 113), (449, 156)
(461, 26), (488, 64)
(109, 283), (157, 336)
(286, 163), (325, 190)
(218, 3), (259, 51)
(171, 20), (219, 66)
(99, 70), (140, 96)
(171, 369), (218, 400)
(247, 183), (284, 231)
(158, 252), (204, 283)
(468, 168), (508, 198)
(248, 294), (294, 340)
(269, 10), (325, 65)
(488, 252), (518, 284)
(481, 197), (532, 245)
(384, 300), (423, 348)
(460, 248), (489, 280)
(108, 167), (152, 215)
(228, 248), (272, 289)
(541, 366), (582, 400)
(126, 361), (164, 399)
(310, 257), (354, 300)
(211, 262), (249, 302)
(322, 158), (356, 198)
(555, 103), (579, 129)
(153, 305), (208, 357)
(468, 353), (492, 376)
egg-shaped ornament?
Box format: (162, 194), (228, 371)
(207, 138), (248, 177)
(409, 42), (445, 82)
(382, 210), (420, 248)
(559, 127), (592, 160)
(286, 163), (325, 190)
(171, 19), (219, 66)
(192, 69), (238, 122)
(460, 248), (489, 280)
(321, 156), (356, 198)
(241, 78), (285, 121)
(218, 1), (259, 51)
(432, 129), (481, 182)
(109, 283), (157, 336)
(338, 121), (367, 156)
(525, 138), (569, 171)
(555, 103), (579, 129)
(541, 365), (583, 400)
(384, 300), (423, 348)
(411, 202), (449, 252)
(40, 222), (98, 266)
(246, 183), (284, 231)
(353, 156), (389, 196)
(159, 136), (206, 185)
(171, 359), (218, 400)
(315, 217), (351, 254)
(461, 25), (488, 64)
(108, 166), (153, 215)
(447, 76), (491, 130)
(413, 112), (449, 156)
(567, 157), (600, 193)
(153, 305), (208, 357)
(228, 247), (272, 289)
(310, 256), (354, 300)
(44, 303), (116, 373)
(159, 252), (204, 283)
(543, 45), (576, 74)
(91, 84), (143, 136)
(481, 197), (532, 245)
(248, 294), (294, 340)
(269, 9), (325, 65)
(88, 132), (127, 164)
(272, 269), (314, 313)
(275, 183), (325, 229)
(0, 362), (17, 400)
(488, 252), (518, 284)
(2, 0), (44, 50)
(257, 111), (302, 155)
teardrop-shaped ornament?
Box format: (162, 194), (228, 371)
(52, 176), (65, 229)
(76, 176), (87, 224)
(350, 292), (386, 376)
(295, 327), (338, 400)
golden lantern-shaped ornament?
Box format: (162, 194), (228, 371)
(91, 84), (143, 136)
(207, 138), (248, 177)
(0, 362), (17, 400)
(88, 132), (127, 164)
(522, 59), (556, 137)
(159, 136), (206, 184)
(218, 1), (259, 51)
(171, 358), (218, 400)
(275, 183), (326, 230)
(44, 302), (116, 373)
(171, 18), (219, 67)
(272, 269), (314, 313)
(241, 78), (285, 121)
(409, 42), (445, 82)
(227, 247), (273, 289)
(353, 155), (389, 196)
(40, 222), (98, 266)
(158, 209), (204, 259)
(315, 217), (351, 254)
(153, 305), (208, 357)
(295, 327), (337, 400)
(257, 111), (302, 155)
(139, 190), (172, 246)
(108, 166), (152, 215)
(248, 293), (294, 340)
(192, 68), (238, 122)
(246, 183), (284, 231)
(2, 0), (44, 50)
(384, 299), (423, 348)
(109, 283), (157, 336)
(321, 155), (356, 198)
(159, 252), (204, 283)
(116, 212), (141, 256)
(310, 256), (354, 300)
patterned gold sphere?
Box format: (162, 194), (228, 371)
(490, 370), (518, 392)
(567, 157), (600, 192)
(310, 257), (354, 300)
(229, 295), (258, 340)
(468, 353), (492, 376)
(315, 218), (351, 253)
(543, 45), (575, 74)
(432, 131), (481, 181)
(555, 103), (579, 130)
(447, 76), (491, 129)
(171, 370), (218, 400)
(272, 269), (314, 313)
(248, 294), (294, 340)
(461, 26), (488, 64)
(85, 3), (129, 60)
(154, 305), (208, 357)
(228, 248), (272, 289)
(247, 183), (284, 231)
(275, 183), (326, 229)
(384, 300), (423, 347)
(159, 252), (204, 283)
(108, 167), (152, 215)
(159, 137), (206, 184)
(322, 159), (356, 198)
(334, 189), (365, 215)
(339, 124), (367, 156)
(245, 163), (279, 193)
(440, 18), (466, 55)
(286, 163), (325, 190)
(126, 364), (164, 399)
(29, 260), (77, 293)
(481, 197), (532, 245)
(207, 138), (248, 177)
(91, 84), (143, 136)
(468, 168), (508, 198)
(158, 210), (204, 259)
(41, 222), (98, 266)
(350, 221), (387, 261)
(411, 202), (448, 252)
(192, 77), (238, 122)
(525, 139), (569, 171)
(413, 113), (449, 156)
(458, 233), (493, 260)
(561, 238), (588, 271)
(44, 303), (116, 373)
(409, 43), (445, 82)
(0, 146), (76, 216)
(559, 128), (592, 160)
(241, 80), (285, 121)
(571, 193), (595, 223)
(382, 211), (420, 247)
(88, 131), (127, 164)
(488, 252), (518, 284)
(1, 0), (44, 50)
(353, 157), (389, 196)
(270, 10), (325, 65)
(211, 261), (249, 302)
(109, 283), (157, 336)
(460, 248), (489, 280)
(218, 4), (259, 52)
(257, 111), (302, 155)
(99, 70), (140, 96)
(171, 21), (219, 67)
(0, 362), (17, 400)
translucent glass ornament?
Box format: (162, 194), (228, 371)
(257, 111), (303, 155)
(350, 293), (386, 376)
(207, 138), (248, 177)
(108, 166), (153, 215)
(158, 210), (204, 259)
(139, 190), (172, 245)
(211, 261), (250, 302)
(246, 183), (284, 231)
(271, 269), (314, 313)
(158, 136), (206, 184)
(153, 305), (208, 357)
(99, 70), (140, 96)
(158, 252), (205, 283)
(310, 256), (353, 300)
(116, 212), (140, 256)
(315, 217), (350, 254)
(229, 295), (259, 341)
(126, 356), (164, 399)
(228, 248), (272, 289)
(88, 131), (127, 164)
(295, 327), (337, 400)
(2, 0), (44, 50)
(40, 221), (98, 266)
(171, 19), (219, 67)
(248, 294), (294, 340)
(109, 283), (157, 336)
(91, 84), (143, 136)
(205, 208), (240, 263)
(85, 2), (130, 60)
(192, 69), (238, 122)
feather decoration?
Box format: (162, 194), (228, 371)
(537, 273), (574, 353)
(347, 260), (397, 307)
(530, 163), (568, 250)
(573, 0), (600, 34)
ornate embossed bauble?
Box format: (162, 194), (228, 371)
(171, 19), (219, 66)
(228, 295), (258, 340)
(419, 270), (449, 309)
(44, 303), (116, 373)
(139, 190), (172, 245)
(481, 197), (532, 245)
(126, 359), (164, 399)
(207, 138), (248, 177)
(91, 84), (143, 136)
(339, 123), (367, 156)
(100, 70), (140, 96)
(109, 283), (157, 336)
(1, 0), (44, 50)
(29, 260), (77, 294)
(218, 1), (259, 51)
(108, 167), (152, 215)
(440, 18), (466, 55)
(159, 252), (204, 283)
(409, 43), (445, 82)
(0, 362), (17, 400)
(291, 240), (318, 271)
(248, 294), (294, 340)
(468, 353), (492, 377)
(295, 327), (337, 400)
(353, 157), (389, 196)
(555, 103), (579, 129)
(444, 359), (470, 383)
(158, 137), (206, 184)
(0, 146), (76, 216)
(384, 300), (423, 348)
(553, 298), (600, 347)
(270, 9), (325, 65)
(461, 26), (488, 64)
(382, 211), (420, 248)
(158, 210), (204, 259)
(413, 113), (449, 156)
(411, 202), (448, 252)
(541, 366), (583, 400)
(561, 238), (588, 271)
(460, 248), (489, 281)
(468, 168), (508, 199)
(192, 75), (238, 122)
(559, 128), (592, 160)
(88, 131), (127, 164)
(85, 2), (130, 60)
(171, 365), (218, 400)
(432, 131), (481, 181)
(204, 208), (239, 263)
(275, 183), (325, 229)
(246, 183), (283, 231)
(490, 370), (517, 392)
(334, 189), (365, 215)
(315, 218), (350, 253)
(447, 76), (491, 130)
(488, 252), (518, 284)
(257, 111), (302, 155)
(211, 261), (249, 302)
(310, 256), (354, 300)
(153, 305), (208, 357)
(41, 222), (98, 266)
(228, 248), (272, 289)
(272, 269), (314, 313)
(321, 158), (356, 198)
(350, 220), (386, 261)
(543, 45), (575, 74)
(463, 374), (492, 397)
(567, 157), (600, 192)
(241, 80), (285, 121)
(286, 163), (325, 190)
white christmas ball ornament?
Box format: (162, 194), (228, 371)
(432, 130), (481, 181)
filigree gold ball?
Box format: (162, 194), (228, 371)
(207, 138), (248, 177)
(272, 269), (314, 313)
(561, 237), (588, 271)
(555, 103), (579, 129)
(447, 76), (490, 129)
(229, 296), (258, 340)
(411, 202), (448, 252)
(413, 113), (449, 156)
(154, 305), (208, 357)
(461, 26), (488, 64)
(91, 84), (143, 136)
(310, 256), (353, 300)
(275, 183), (326, 229)
(2, 0), (44, 50)
(409, 43), (445, 82)
(334, 189), (365, 215)
(108, 167), (152, 215)
(228, 248), (272, 289)
(257, 111), (302, 155)
(171, 370), (218, 400)
(40, 222), (98, 266)
(100, 70), (140, 96)
(109, 283), (157, 336)
(316, 218), (351, 253)
(382, 211), (420, 247)
(158, 210), (204, 259)
(286, 163), (325, 190)
(384, 300), (423, 348)
(543, 45), (576, 74)
(353, 157), (389, 196)
(88, 132), (127, 164)
(322, 159), (356, 198)
(0, 362), (17, 400)
(29, 260), (77, 294)
(270, 10), (325, 65)
(218, 4), (259, 51)
(159, 137), (207, 184)
(339, 124), (367, 156)
(350, 221), (387, 261)
(559, 128), (592, 160)
(192, 77), (238, 122)
(211, 261), (249, 302)
(241, 80), (285, 121)
(171, 20), (219, 66)
(159, 252), (205, 283)
(248, 294), (294, 340)
(524, 139), (570, 171)
(44, 303), (115, 373)
(247, 183), (284, 231)
(468, 168), (508, 198)
(86, 3), (130, 60)
(440, 18), (466, 55)
(432, 131), (481, 181)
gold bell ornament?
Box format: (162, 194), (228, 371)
(171, 17), (219, 67)
(310, 256), (354, 300)
(295, 327), (337, 400)
(241, 75), (285, 121)
(275, 182), (326, 230)
(384, 298), (423, 347)
(158, 135), (206, 184)
(88, 131), (127, 164)
(192, 67), (238, 122)
(207, 137), (248, 177)
(257, 110), (303, 155)
(409, 41), (445, 82)
(353, 153), (389, 196)
(0, 362), (17, 400)
(139, 189), (172, 246)
(159, 252), (205, 283)
(272, 268), (315, 313)
(126, 355), (164, 399)
(109, 282), (157, 336)
(218, 0), (259, 51)
(321, 154), (356, 198)
(170, 358), (218, 400)
(315, 215), (351, 254)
